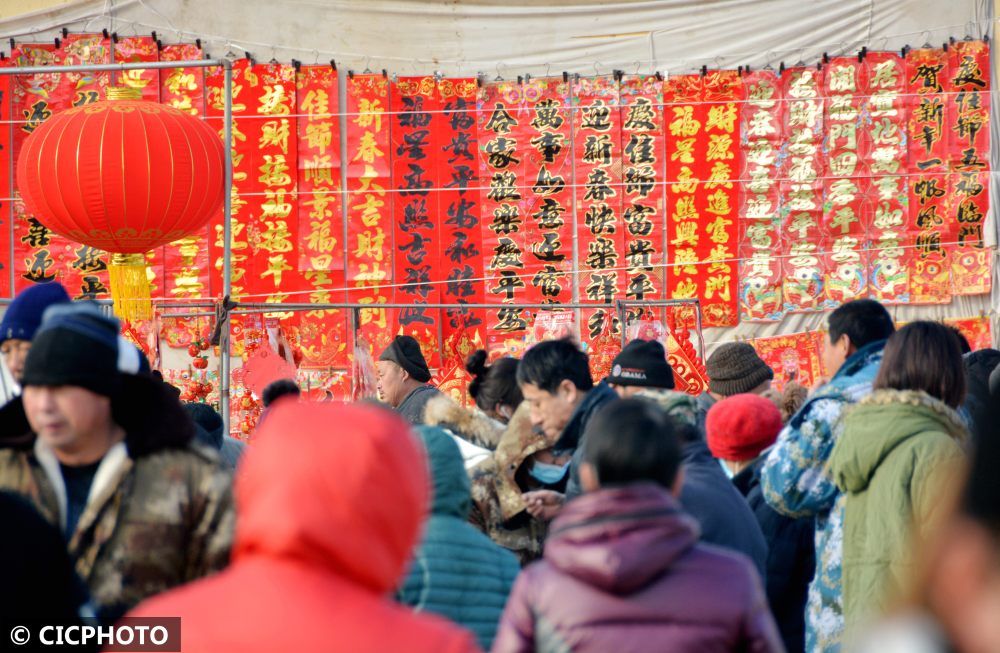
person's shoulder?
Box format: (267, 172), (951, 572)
(682, 541), (761, 588)
(134, 439), (233, 487)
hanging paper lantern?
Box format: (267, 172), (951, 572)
(16, 89), (225, 320)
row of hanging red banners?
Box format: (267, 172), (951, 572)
(0, 36), (991, 372)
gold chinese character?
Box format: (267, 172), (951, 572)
(164, 70), (197, 94)
(308, 220), (337, 254)
(672, 278), (698, 299)
(669, 106), (701, 137)
(259, 119), (290, 153)
(307, 189), (336, 220)
(706, 190), (732, 216)
(354, 98), (385, 131)
(355, 227), (386, 260)
(705, 274), (732, 300)
(673, 196), (698, 222)
(870, 60), (899, 89)
(706, 133), (734, 161)
(828, 65), (857, 93)
(304, 155), (334, 185)
(674, 167), (698, 194)
(672, 221), (699, 247)
(671, 138), (695, 163)
(352, 194), (385, 227)
(261, 189), (293, 220)
(302, 89), (330, 116)
(261, 255), (293, 286)
(260, 220), (294, 253)
(306, 122), (333, 153)
(706, 216), (732, 244)
(258, 84), (290, 116)
(258, 155), (293, 187)
(705, 162), (734, 190)
(352, 131), (384, 163)
(706, 103), (737, 132)
(673, 248), (699, 274)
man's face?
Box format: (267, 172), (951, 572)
(1, 339), (31, 383)
(23, 385), (113, 455)
(521, 381), (579, 445)
(376, 360), (408, 407)
(822, 333), (852, 377)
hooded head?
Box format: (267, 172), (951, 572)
(7, 302), (194, 458)
(233, 402), (429, 594)
(415, 426), (471, 519)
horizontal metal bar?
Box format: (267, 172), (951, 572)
(0, 59), (230, 76)
(233, 301), (647, 313)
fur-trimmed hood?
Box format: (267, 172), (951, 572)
(0, 375), (197, 458)
(423, 394), (504, 451)
(830, 389), (969, 494)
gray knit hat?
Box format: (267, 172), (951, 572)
(705, 342), (774, 396)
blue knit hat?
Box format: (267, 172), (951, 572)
(0, 282), (71, 345)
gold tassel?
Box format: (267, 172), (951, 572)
(109, 253), (152, 321)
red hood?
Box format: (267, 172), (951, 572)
(545, 484), (699, 594)
(233, 402), (428, 595)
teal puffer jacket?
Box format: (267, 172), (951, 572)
(399, 427), (520, 650)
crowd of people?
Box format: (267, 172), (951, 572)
(1, 283), (999, 653)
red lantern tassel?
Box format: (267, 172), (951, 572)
(109, 253), (153, 321)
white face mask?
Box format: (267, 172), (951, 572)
(718, 458), (735, 479)
(496, 405), (513, 421)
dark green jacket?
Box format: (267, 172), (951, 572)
(828, 389), (967, 633)
(399, 427), (520, 650)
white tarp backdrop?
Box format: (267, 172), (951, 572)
(0, 0), (996, 350)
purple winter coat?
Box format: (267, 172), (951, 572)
(492, 483), (784, 653)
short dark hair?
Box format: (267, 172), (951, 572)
(827, 299), (895, 349)
(874, 321), (966, 408)
(947, 325), (972, 354)
(262, 378), (301, 408)
(466, 350), (523, 413)
(516, 338), (593, 393)
(582, 398), (681, 489)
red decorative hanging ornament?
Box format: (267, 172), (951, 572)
(15, 87), (225, 321)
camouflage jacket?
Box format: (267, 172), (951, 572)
(0, 435), (235, 622)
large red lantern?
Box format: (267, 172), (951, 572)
(16, 92), (225, 320)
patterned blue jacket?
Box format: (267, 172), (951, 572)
(760, 340), (885, 653)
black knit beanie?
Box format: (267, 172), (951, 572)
(22, 303), (142, 397)
(379, 335), (432, 383)
(607, 339), (675, 389)
(705, 342), (774, 396)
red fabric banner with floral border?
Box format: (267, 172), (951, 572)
(479, 80), (531, 353)
(112, 36), (160, 102)
(159, 43), (212, 306)
(906, 47), (952, 304)
(438, 77), (486, 366)
(575, 75), (624, 347)
(780, 66), (825, 313)
(865, 52), (911, 303)
(524, 77), (574, 310)
(391, 75), (442, 368)
(739, 70), (784, 321)
(0, 66), (11, 299)
(948, 40), (991, 295)
(245, 63), (302, 323)
(295, 65), (350, 368)
(619, 75), (666, 325)
(699, 71), (741, 326)
(346, 74), (394, 356)
(11, 38), (113, 299)
(823, 57), (869, 306)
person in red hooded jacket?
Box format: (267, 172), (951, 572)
(128, 402), (481, 653)
(492, 398), (782, 653)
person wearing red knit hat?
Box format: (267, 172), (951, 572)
(707, 393), (816, 653)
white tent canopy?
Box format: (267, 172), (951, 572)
(0, 0), (995, 349)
